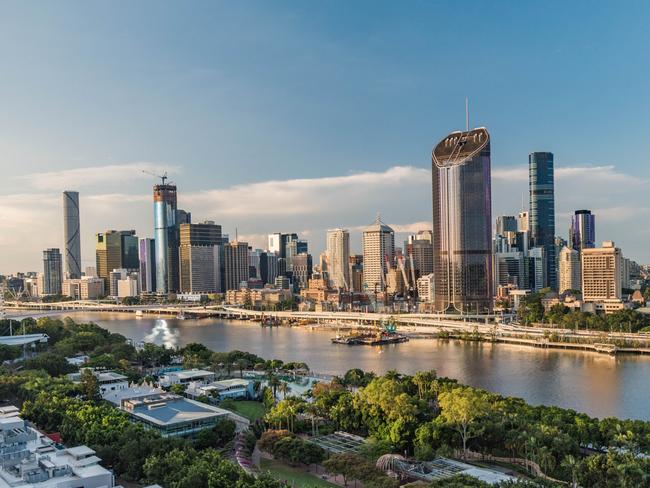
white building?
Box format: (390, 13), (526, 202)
(326, 229), (350, 290)
(362, 217), (395, 293)
(416, 273), (435, 302)
(0, 406), (117, 488)
(159, 369), (215, 388)
(558, 246), (581, 293)
(67, 370), (129, 396)
(117, 274), (139, 299)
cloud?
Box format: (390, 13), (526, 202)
(18, 163), (181, 191)
(493, 164), (644, 185)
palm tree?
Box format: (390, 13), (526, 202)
(278, 381), (291, 399)
(536, 446), (556, 475)
(268, 374), (281, 401)
(561, 454), (578, 488)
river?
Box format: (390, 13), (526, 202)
(68, 312), (650, 421)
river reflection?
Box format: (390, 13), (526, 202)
(71, 312), (650, 420)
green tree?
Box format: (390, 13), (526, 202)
(438, 387), (491, 456)
(79, 368), (100, 401)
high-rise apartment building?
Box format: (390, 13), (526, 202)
(62, 191), (81, 279)
(179, 222), (222, 293)
(517, 211), (529, 233)
(582, 241), (621, 303)
(224, 241), (249, 290)
(529, 152), (556, 290)
(42, 248), (63, 295)
(558, 246), (581, 293)
(432, 127), (493, 313)
(326, 228), (350, 290)
(362, 217), (394, 292)
(570, 209), (595, 253)
(139, 238), (156, 293)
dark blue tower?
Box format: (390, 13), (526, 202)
(529, 152), (556, 290)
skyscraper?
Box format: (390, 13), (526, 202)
(62, 191), (81, 279)
(362, 217), (394, 293)
(139, 238), (156, 293)
(153, 183), (177, 294)
(326, 228), (350, 289)
(224, 241), (249, 290)
(570, 209), (595, 253)
(582, 241), (622, 305)
(120, 231), (139, 270)
(42, 248), (63, 295)
(405, 231), (433, 278)
(179, 221), (222, 293)
(432, 127), (493, 313)
(529, 152), (556, 290)
(96, 231), (122, 288)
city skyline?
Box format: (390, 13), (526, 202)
(3, 2), (650, 272)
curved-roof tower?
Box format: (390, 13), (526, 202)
(431, 127), (493, 313)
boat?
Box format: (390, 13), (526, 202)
(176, 311), (187, 320)
(331, 318), (408, 346)
(135, 310), (143, 318)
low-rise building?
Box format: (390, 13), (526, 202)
(121, 392), (230, 438)
(159, 369), (215, 388)
(62, 277), (105, 300)
(186, 378), (254, 401)
(0, 406), (117, 488)
(67, 369), (129, 396)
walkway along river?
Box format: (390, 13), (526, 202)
(68, 312), (650, 421)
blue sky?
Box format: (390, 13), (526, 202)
(1, 1), (650, 272)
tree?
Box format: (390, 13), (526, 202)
(438, 387), (491, 456)
(561, 454), (578, 488)
(170, 383), (187, 395)
(24, 352), (76, 376)
(322, 452), (362, 487)
(0, 344), (21, 362)
(79, 368), (100, 401)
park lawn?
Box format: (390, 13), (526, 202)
(260, 459), (337, 488)
(223, 400), (266, 421)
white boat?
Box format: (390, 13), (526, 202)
(135, 310), (143, 318)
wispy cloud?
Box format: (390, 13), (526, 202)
(18, 163), (181, 191)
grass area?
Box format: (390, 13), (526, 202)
(260, 459), (337, 488)
(221, 400), (266, 421)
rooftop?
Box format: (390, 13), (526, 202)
(123, 393), (229, 427)
(162, 369), (214, 380)
(67, 369), (128, 383)
(432, 127), (490, 168)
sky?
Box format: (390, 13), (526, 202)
(1, 1), (650, 273)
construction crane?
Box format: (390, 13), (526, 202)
(142, 169), (169, 185)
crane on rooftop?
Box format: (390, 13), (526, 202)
(142, 169), (169, 185)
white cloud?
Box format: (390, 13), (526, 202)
(17, 163), (181, 191)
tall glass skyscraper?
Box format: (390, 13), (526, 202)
(62, 191), (81, 279)
(153, 184), (177, 294)
(570, 209), (595, 252)
(432, 127), (493, 313)
(529, 152), (556, 290)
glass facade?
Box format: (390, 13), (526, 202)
(570, 209), (595, 252)
(62, 191), (81, 279)
(432, 128), (493, 313)
(529, 152), (556, 290)
(153, 184), (177, 293)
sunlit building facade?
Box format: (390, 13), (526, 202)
(431, 127), (493, 313)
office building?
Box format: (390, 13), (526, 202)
(96, 230), (137, 289)
(120, 230), (139, 270)
(529, 152), (556, 289)
(349, 255), (364, 293)
(109, 269), (128, 297)
(494, 251), (526, 289)
(179, 222), (222, 293)
(362, 217), (395, 293)
(558, 246), (581, 293)
(153, 182), (177, 294)
(582, 241), (622, 309)
(326, 228), (350, 289)
(62, 276), (105, 299)
(570, 209), (595, 252)
(405, 232), (434, 278)
(224, 241), (249, 290)
(292, 253), (313, 290)
(42, 248), (63, 295)
(285, 238), (307, 271)
(517, 211), (529, 233)
(432, 127), (493, 313)
(496, 215), (517, 235)
(264, 252), (278, 285)
(62, 191), (81, 279)
(527, 247), (546, 292)
(139, 238), (156, 293)
(0, 406), (117, 488)
(117, 274), (139, 299)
